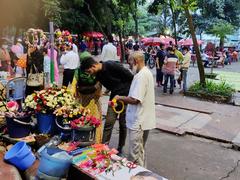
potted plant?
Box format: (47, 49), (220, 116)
(0, 101), (33, 138)
(24, 86), (75, 134)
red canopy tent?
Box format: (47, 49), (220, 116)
(82, 31), (104, 38)
(178, 38), (204, 46)
(141, 37), (163, 46)
(159, 35), (176, 45)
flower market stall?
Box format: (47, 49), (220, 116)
(0, 85), (167, 180)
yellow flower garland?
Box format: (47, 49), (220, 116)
(110, 99), (124, 114)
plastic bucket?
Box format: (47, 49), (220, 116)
(4, 141), (36, 170)
(36, 113), (56, 134)
(55, 118), (71, 141)
(37, 149), (72, 178)
(72, 127), (96, 142)
(6, 115), (32, 138)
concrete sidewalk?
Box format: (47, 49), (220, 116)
(100, 93), (240, 147)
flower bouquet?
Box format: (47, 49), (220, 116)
(24, 86), (74, 114)
(62, 106), (101, 144)
(54, 104), (87, 135)
(0, 101), (33, 138)
(24, 86), (75, 134)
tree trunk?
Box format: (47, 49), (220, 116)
(133, 0), (138, 39)
(169, 4), (178, 45)
(183, 1), (206, 87)
(84, 2), (106, 37)
(219, 37), (224, 49)
(118, 31), (125, 63)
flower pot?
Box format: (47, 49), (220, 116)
(6, 115), (32, 138)
(71, 126), (96, 144)
(36, 113), (56, 135)
(55, 117), (71, 141)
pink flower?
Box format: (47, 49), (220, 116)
(70, 121), (78, 129)
(73, 118), (80, 124)
(80, 116), (85, 121)
(86, 116), (91, 122)
(6, 101), (19, 112)
(91, 117), (101, 127)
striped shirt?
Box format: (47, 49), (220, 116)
(164, 54), (178, 75)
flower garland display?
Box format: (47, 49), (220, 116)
(24, 86), (74, 114)
(25, 28), (47, 46)
(108, 98), (125, 114)
(71, 144), (137, 176)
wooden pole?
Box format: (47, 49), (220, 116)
(49, 22), (55, 83)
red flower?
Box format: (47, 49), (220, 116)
(73, 118), (80, 124)
(34, 96), (38, 102)
(80, 116), (85, 121)
(36, 104), (41, 112)
(70, 121), (78, 129)
(108, 101), (114, 107)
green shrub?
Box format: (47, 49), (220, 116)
(188, 80), (235, 97)
(205, 73), (218, 79)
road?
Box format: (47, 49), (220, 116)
(109, 127), (240, 180)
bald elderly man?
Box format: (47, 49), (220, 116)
(115, 51), (156, 167)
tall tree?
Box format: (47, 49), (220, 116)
(149, 0), (206, 86)
(182, 0), (205, 86)
(207, 20), (234, 49)
(148, 0), (180, 44)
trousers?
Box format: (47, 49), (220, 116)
(62, 69), (75, 87)
(128, 128), (149, 167)
(102, 105), (127, 152)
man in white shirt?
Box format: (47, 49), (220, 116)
(114, 51), (156, 167)
(60, 43), (80, 87)
(72, 38), (79, 54)
(101, 35), (118, 62)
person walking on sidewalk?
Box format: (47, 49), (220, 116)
(114, 51), (156, 167)
(60, 43), (80, 87)
(101, 35), (118, 62)
(163, 47), (178, 94)
(80, 57), (133, 155)
(156, 43), (166, 86)
(180, 46), (191, 93)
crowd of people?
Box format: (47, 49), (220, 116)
(1, 33), (239, 168)
(0, 34), (156, 168)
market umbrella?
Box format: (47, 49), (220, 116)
(142, 37), (163, 46)
(159, 35), (176, 45)
(82, 31), (104, 38)
(178, 38), (204, 46)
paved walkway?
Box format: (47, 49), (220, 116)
(101, 90), (240, 147)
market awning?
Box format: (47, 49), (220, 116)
(82, 32), (103, 38)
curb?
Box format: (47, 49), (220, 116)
(155, 102), (213, 114)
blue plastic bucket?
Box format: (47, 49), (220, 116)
(38, 149), (72, 178)
(36, 113), (56, 134)
(4, 141), (36, 170)
(6, 115), (32, 138)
